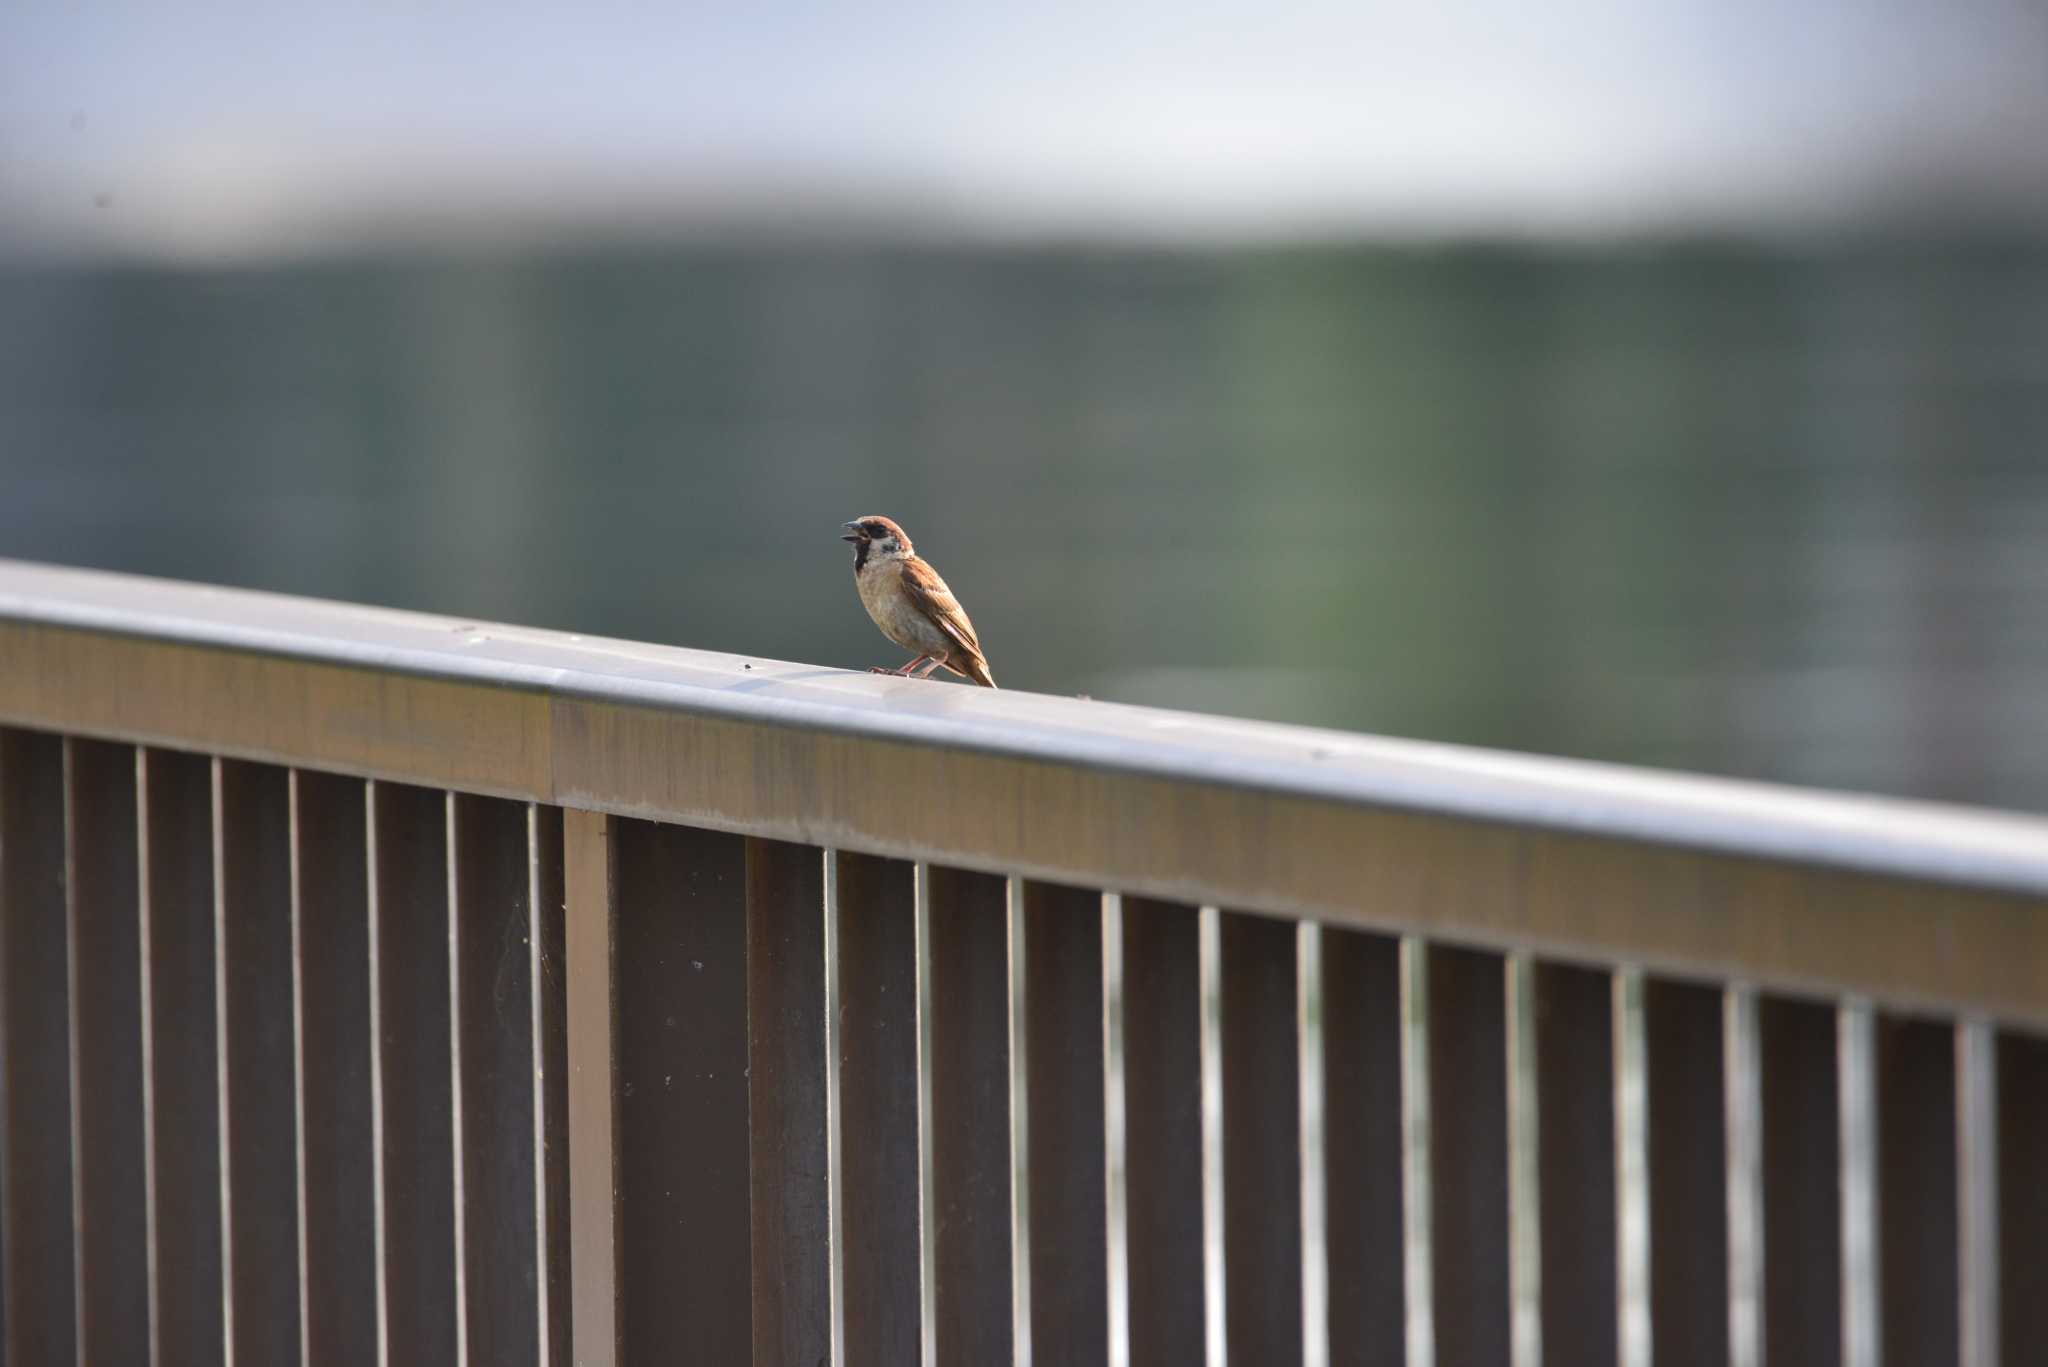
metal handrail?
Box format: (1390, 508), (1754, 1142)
(3, 557), (2044, 1024)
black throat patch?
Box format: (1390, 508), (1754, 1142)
(852, 539), (870, 572)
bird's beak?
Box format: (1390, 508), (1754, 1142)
(840, 521), (864, 542)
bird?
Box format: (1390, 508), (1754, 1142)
(840, 515), (997, 687)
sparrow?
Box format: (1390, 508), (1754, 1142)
(840, 515), (997, 687)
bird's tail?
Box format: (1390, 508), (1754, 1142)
(961, 653), (997, 688)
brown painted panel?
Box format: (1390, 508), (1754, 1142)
(1221, 911), (1302, 1366)
(1758, 995), (1841, 1367)
(747, 838), (830, 1367)
(66, 738), (149, 1363)
(1428, 943), (1509, 1367)
(0, 729), (77, 1364)
(1022, 880), (1108, 1366)
(215, 758), (304, 1363)
(613, 818), (751, 1366)
(370, 780), (458, 1366)
(1999, 1030), (2048, 1367)
(140, 746), (226, 1367)
(834, 851), (922, 1367)
(291, 768), (377, 1367)
(450, 793), (542, 1367)
(1642, 977), (1728, 1367)
(1119, 897), (1205, 1367)
(1875, 1016), (1958, 1367)
(1321, 925), (1404, 1367)
(926, 865), (1013, 1367)
(1534, 962), (1618, 1367)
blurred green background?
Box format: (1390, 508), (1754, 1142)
(5, 239), (2043, 809)
(5, 2), (2046, 811)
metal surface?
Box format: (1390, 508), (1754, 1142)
(562, 808), (620, 1367)
(746, 837), (831, 1367)
(1319, 926), (1404, 1367)
(64, 737), (149, 1365)
(611, 818), (751, 1365)
(11, 558), (2048, 1367)
(213, 758), (304, 1364)
(1118, 897), (1206, 1367)
(1, 728), (77, 1364)
(368, 779), (459, 1366)
(139, 745), (227, 1366)
(289, 768), (376, 1367)
(1875, 1016), (1959, 1367)
(1957, 1021), (1997, 1367)
(1533, 962), (1619, 1367)
(448, 792), (545, 1367)
(832, 850), (922, 1367)
(923, 865), (1014, 1367)
(1758, 995), (1842, 1367)
(1642, 978), (1729, 1367)
(1998, 1032), (2047, 1366)
(1426, 943), (1510, 1367)
(1219, 910), (1303, 1366)
(4, 560), (2048, 1027)
(1020, 880), (1111, 1367)
(529, 804), (570, 1367)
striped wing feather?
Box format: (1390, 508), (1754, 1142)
(898, 557), (996, 686)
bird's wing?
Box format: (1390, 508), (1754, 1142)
(899, 557), (986, 663)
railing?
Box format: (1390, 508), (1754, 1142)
(0, 557), (2043, 1367)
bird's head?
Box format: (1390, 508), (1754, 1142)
(841, 515), (912, 564)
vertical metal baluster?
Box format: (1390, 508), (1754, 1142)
(1200, 907), (1226, 1367)
(1400, 936), (1434, 1367)
(364, 782), (390, 1367)
(562, 808), (620, 1367)
(915, 861), (939, 1367)
(1009, 877), (1034, 1367)
(528, 803), (569, 1367)
(444, 794), (470, 1367)
(1103, 894), (1130, 1367)
(825, 850), (848, 1367)
(1614, 970), (1650, 1367)
(1298, 922), (1328, 1367)
(1956, 1021), (1997, 1367)
(1508, 955), (1541, 1367)
(1725, 987), (1763, 1367)
(1840, 1002), (1879, 1367)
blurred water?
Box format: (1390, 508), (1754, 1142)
(2, 240), (2044, 810)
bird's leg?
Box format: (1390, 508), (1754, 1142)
(871, 654), (930, 676)
(912, 657), (948, 678)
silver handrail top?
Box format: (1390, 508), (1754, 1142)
(2, 557), (2044, 897)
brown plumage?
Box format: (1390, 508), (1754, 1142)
(840, 515), (997, 687)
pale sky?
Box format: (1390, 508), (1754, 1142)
(4, 0), (2047, 258)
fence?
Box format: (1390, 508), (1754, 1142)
(0, 557), (2043, 1367)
